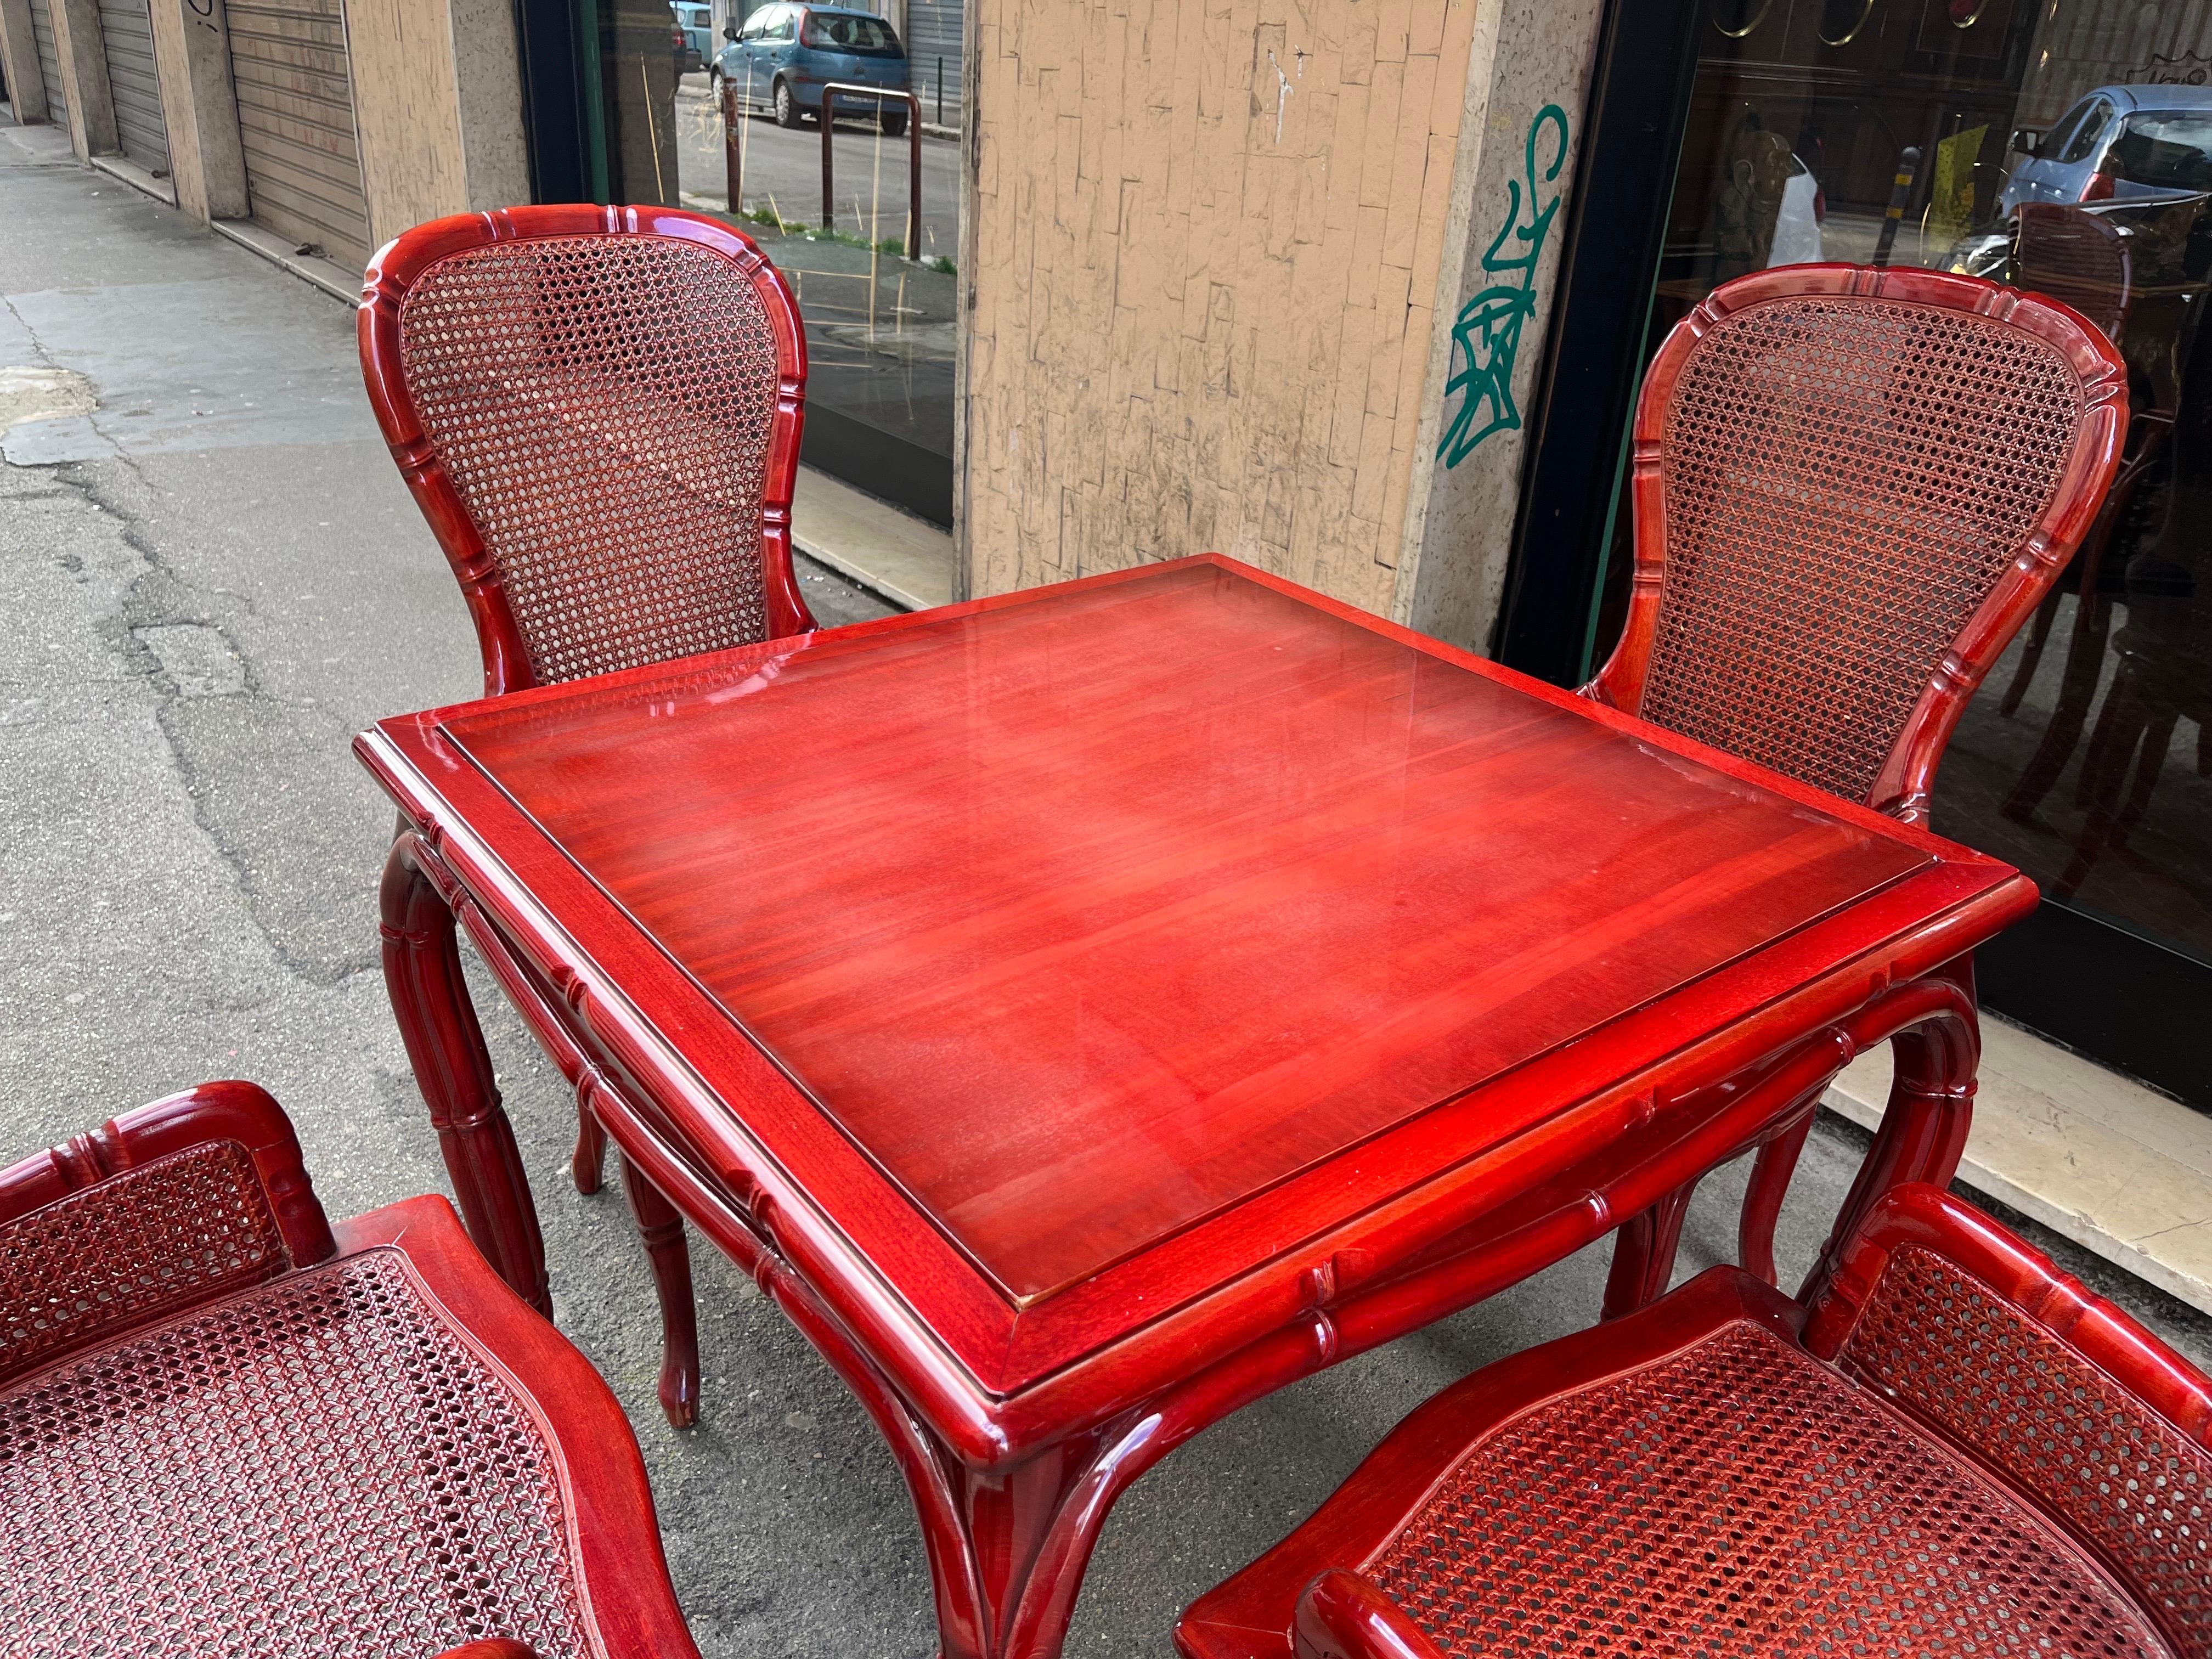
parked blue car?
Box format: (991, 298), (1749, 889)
(713, 3), (911, 134)
(673, 2), (713, 74)
(1999, 83), (2212, 217)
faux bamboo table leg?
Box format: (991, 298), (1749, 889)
(380, 833), (550, 1315)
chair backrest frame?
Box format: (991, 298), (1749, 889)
(359, 204), (817, 697)
(0, 1080), (337, 1386)
(1583, 263), (2128, 823)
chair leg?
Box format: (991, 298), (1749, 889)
(380, 837), (550, 1315)
(1996, 586), (2062, 718)
(2055, 664), (2152, 900)
(2113, 705), (2179, 847)
(620, 1155), (701, 1428)
(2004, 590), (2112, 821)
(1601, 1177), (1699, 1320)
(1739, 1110), (1816, 1288)
(572, 1107), (607, 1196)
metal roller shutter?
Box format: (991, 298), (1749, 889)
(98, 0), (169, 172)
(28, 0), (60, 122)
(224, 0), (371, 269)
(902, 0), (959, 129)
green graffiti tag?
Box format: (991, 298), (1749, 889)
(1438, 103), (1569, 467)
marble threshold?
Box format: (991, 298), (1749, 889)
(1826, 1015), (2212, 1316)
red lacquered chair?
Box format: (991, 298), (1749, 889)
(0, 1080), (703, 1659)
(359, 204), (816, 1425)
(1579, 264), (2129, 1318)
(1178, 1183), (2212, 1659)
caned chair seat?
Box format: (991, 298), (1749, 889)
(0, 1081), (701, 1659)
(1177, 1185), (2212, 1659)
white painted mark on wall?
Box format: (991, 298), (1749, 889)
(1267, 49), (1295, 143)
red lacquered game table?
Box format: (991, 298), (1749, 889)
(356, 555), (2031, 1659)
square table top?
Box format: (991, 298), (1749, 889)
(362, 556), (2030, 1406)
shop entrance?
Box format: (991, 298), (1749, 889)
(1515, 0), (2212, 1109)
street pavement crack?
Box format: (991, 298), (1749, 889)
(35, 455), (375, 989)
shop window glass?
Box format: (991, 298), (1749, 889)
(1594, 0), (2212, 1014)
(2059, 98), (2114, 162)
(585, 0), (957, 527)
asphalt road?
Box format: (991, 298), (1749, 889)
(674, 76), (963, 263)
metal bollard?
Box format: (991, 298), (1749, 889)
(1871, 146), (1922, 269)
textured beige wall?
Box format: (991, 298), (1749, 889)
(47, 0), (120, 159)
(0, 0), (50, 123)
(959, 0), (1488, 615)
(149, 0), (251, 221)
(347, 0), (529, 242)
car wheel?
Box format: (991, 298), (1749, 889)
(774, 80), (802, 128)
(880, 110), (907, 138)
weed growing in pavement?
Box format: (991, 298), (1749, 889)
(731, 205), (955, 274)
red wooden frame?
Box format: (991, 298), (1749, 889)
(1580, 264), (2128, 1320)
(357, 555), (2038, 1659)
(357, 202), (819, 699)
(1176, 1184), (2212, 1659)
(0, 1081), (703, 1659)
(1583, 263), (2129, 827)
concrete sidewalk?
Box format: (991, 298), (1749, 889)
(3, 111), (2207, 1657)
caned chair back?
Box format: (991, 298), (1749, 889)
(1584, 265), (2128, 822)
(1808, 1185), (2212, 1658)
(360, 206), (815, 696)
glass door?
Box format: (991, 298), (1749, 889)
(1524, 0), (2212, 1110)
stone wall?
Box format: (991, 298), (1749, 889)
(957, 0), (1610, 654)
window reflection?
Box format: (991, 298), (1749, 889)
(1610, 0), (2212, 978)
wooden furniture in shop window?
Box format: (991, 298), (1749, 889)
(360, 553), (2052, 1659)
(0, 1080), (702, 1659)
(1177, 1182), (2212, 1659)
(1999, 202), (2138, 720)
(1579, 262), (2128, 1317)
(1998, 197), (2212, 893)
(360, 203), (818, 1423)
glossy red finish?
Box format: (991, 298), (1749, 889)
(1294, 1571), (1446, 1659)
(359, 202), (821, 1416)
(0, 1082), (703, 1659)
(1178, 1184), (2212, 1659)
(358, 555), (2038, 1659)
(1585, 262), (2128, 826)
(1582, 264), (2126, 1316)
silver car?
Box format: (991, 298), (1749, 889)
(2000, 83), (2212, 216)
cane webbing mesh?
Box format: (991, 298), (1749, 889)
(1642, 295), (2084, 804)
(0, 1141), (289, 1385)
(1842, 1245), (2212, 1657)
(1369, 1319), (2170, 1658)
(0, 1248), (590, 1658)
(398, 233), (783, 686)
